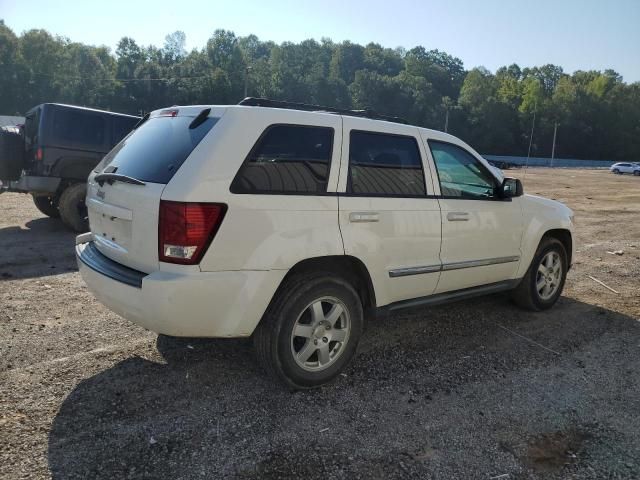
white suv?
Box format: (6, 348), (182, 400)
(610, 162), (640, 175)
(76, 98), (575, 389)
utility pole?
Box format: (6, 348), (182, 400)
(442, 96), (453, 133)
(243, 65), (252, 98)
(526, 103), (537, 160)
(444, 107), (449, 133)
(524, 102), (537, 180)
(550, 122), (558, 167)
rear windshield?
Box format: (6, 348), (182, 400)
(95, 115), (218, 184)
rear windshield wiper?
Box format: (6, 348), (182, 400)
(189, 108), (211, 129)
(94, 173), (146, 187)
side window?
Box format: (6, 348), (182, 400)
(24, 109), (40, 148)
(53, 109), (106, 148)
(348, 131), (426, 196)
(231, 124), (334, 194)
(429, 141), (498, 199)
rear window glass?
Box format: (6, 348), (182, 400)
(96, 116), (218, 184)
(52, 109), (106, 148)
(348, 130), (426, 196)
(230, 124), (334, 194)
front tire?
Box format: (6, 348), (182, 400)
(32, 194), (60, 218)
(612, 168), (620, 174)
(254, 273), (363, 389)
(511, 237), (568, 311)
(58, 183), (88, 232)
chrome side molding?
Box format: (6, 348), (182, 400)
(388, 264), (441, 278)
(441, 255), (520, 271)
(389, 255), (520, 278)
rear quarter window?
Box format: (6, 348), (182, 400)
(51, 108), (107, 149)
(24, 109), (41, 148)
(230, 124), (334, 194)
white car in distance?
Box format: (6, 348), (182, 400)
(610, 162), (640, 175)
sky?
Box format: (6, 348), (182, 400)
(2, 0), (639, 82)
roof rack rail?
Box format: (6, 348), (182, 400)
(238, 97), (409, 125)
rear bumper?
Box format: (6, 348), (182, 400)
(76, 240), (286, 337)
(3, 175), (61, 194)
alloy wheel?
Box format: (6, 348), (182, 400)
(536, 251), (562, 300)
(290, 296), (350, 372)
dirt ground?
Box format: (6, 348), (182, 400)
(1, 168), (639, 479)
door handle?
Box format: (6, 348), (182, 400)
(349, 212), (380, 223)
(447, 212), (469, 222)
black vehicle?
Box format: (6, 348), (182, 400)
(0, 103), (139, 231)
(486, 159), (515, 170)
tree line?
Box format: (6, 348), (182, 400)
(1, 20), (638, 160)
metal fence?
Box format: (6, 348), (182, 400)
(483, 155), (618, 168)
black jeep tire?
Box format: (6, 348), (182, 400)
(32, 194), (60, 218)
(511, 237), (568, 311)
(254, 273), (364, 390)
(58, 183), (89, 232)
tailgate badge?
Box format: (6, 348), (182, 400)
(96, 189), (105, 200)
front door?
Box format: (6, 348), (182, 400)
(423, 138), (524, 294)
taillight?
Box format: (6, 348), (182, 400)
(158, 201), (227, 265)
(35, 147), (43, 161)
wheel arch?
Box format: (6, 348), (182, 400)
(517, 223), (574, 278)
(543, 228), (573, 267)
(271, 255), (377, 315)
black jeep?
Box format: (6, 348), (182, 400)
(0, 103), (139, 231)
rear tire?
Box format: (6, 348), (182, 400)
(58, 183), (88, 232)
(254, 273), (363, 390)
(634, 171), (640, 176)
(511, 237), (568, 311)
(31, 194), (60, 218)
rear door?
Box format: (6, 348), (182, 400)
(86, 108), (221, 273)
(423, 138), (523, 293)
(337, 117), (442, 307)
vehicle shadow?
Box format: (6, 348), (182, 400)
(0, 217), (76, 280)
(47, 295), (640, 479)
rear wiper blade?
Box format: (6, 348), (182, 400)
(189, 108), (211, 129)
(94, 173), (146, 187)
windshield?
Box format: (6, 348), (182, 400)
(94, 115), (218, 184)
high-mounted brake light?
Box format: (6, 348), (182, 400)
(159, 109), (179, 117)
(158, 201), (227, 265)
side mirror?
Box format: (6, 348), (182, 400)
(500, 177), (523, 198)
